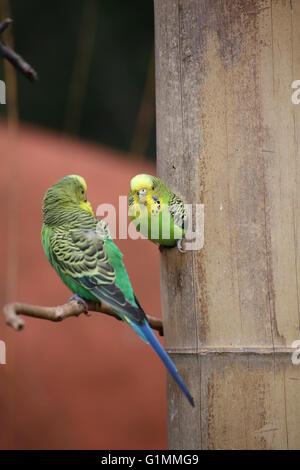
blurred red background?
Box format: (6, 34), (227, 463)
(0, 123), (167, 449)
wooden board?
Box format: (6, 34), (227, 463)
(155, 0), (300, 449)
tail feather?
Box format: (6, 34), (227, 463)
(139, 321), (194, 407)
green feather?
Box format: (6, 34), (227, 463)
(41, 175), (144, 329)
(41, 175), (195, 406)
(129, 174), (187, 246)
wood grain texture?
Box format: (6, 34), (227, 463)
(155, 0), (300, 449)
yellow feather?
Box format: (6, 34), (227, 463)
(72, 174), (87, 191)
(130, 174), (153, 192)
(80, 200), (94, 216)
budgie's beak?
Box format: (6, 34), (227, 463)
(80, 200), (94, 216)
(136, 188), (147, 204)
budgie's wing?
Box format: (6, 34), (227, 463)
(50, 227), (145, 324)
(50, 226), (194, 407)
(128, 190), (134, 208)
(168, 193), (188, 229)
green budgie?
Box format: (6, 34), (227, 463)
(41, 175), (194, 407)
(128, 174), (187, 252)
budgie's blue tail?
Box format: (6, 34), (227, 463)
(139, 321), (195, 407)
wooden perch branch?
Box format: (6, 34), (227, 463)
(3, 300), (164, 336)
(0, 18), (38, 81)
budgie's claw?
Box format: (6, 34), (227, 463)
(69, 294), (89, 315)
(177, 238), (186, 254)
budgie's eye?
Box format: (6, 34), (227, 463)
(81, 189), (84, 195)
(152, 185), (154, 191)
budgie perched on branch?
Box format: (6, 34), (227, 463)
(128, 174), (187, 252)
(41, 175), (194, 407)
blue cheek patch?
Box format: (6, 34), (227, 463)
(152, 197), (158, 201)
(129, 197), (134, 204)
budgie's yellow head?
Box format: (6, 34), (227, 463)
(130, 174), (157, 205)
(69, 175), (94, 216)
(42, 175), (94, 224)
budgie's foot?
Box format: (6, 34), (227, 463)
(177, 238), (186, 254)
(69, 294), (89, 314)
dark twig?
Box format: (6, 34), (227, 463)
(3, 300), (164, 336)
(0, 17), (12, 35)
(0, 18), (38, 81)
